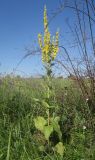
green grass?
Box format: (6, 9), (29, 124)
(0, 76), (95, 159)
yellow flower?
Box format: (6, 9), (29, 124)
(44, 5), (48, 33)
(38, 34), (43, 49)
(38, 6), (59, 63)
(44, 32), (50, 45)
(55, 32), (59, 46)
(42, 45), (49, 54)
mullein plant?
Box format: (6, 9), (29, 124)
(34, 6), (65, 156)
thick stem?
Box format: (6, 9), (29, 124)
(47, 109), (50, 146)
(46, 61), (52, 147)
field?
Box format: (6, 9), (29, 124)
(0, 76), (95, 160)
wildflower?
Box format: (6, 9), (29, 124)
(38, 34), (43, 49)
(86, 98), (89, 102)
(44, 5), (48, 33)
(38, 6), (59, 63)
(83, 126), (86, 130)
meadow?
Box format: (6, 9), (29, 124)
(0, 76), (95, 160)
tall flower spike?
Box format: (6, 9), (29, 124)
(44, 5), (48, 33)
(38, 5), (59, 63)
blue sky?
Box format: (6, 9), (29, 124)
(0, 0), (59, 76)
(0, 0), (94, 77)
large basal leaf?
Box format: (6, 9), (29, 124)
(54, 142), (65, 156)
(51, 117), (62, 140)
(43, 125), (53, 140)
(53, 122), (62, 140)
(34, 116), (47, 131)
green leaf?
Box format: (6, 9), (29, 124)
(34, 116), (47, 131)
(41, 100), (50, 108)
(33, 98), (40, 102)
(54, 116), (60, 122)
(48, 105), (55, 109)
(54, 142), (65, 156)
(51, 117), (62, 140)
(53, 122), (62, 140)
(43, 125), (53, 140)
(39, 145), (45, 152)
(46, 109), (49, 116)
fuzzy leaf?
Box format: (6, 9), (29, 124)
(34, 116), (47, 131)
(48, 105), (55, 109)
(33, 98), (40, 102)
(39, 145), (45, 152)
(43, 125), (53, 140)
(51, 117), (62, 140)
(41, 100), (50, 108)
(54, 116), (60, 122)
(54, 142), (65, 156)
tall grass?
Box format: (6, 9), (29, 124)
(0, 76), (95, 159)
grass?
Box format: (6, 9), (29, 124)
(0, 76), (95, 159)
